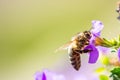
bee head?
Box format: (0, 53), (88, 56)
(83, 31), (92, 39)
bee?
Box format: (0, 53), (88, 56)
(57, 31), (92, 71)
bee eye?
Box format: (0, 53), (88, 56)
(85, 33), (91, 39)
(83, 31), (91, 39)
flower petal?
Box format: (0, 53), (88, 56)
(89, 48), (99, 63)
(96, 46), (111, 54)
(85, 45), (99, 63)
(91, 20), (104, 34)
(34, 70), (66, 80)
(118, 48), (120, 60)
(35, 72), (43, 80)
(34, 71), (47, 80)
(42, 72), (46, 80)
(90, 20), (104, 44)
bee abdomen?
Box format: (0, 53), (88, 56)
(69, 50), (81, 71)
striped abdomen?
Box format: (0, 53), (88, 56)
(69, 49), (81, 71)
(69, 48), (91, 71)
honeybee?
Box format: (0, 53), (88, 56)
(57, 31), (92, 71)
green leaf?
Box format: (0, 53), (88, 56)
(111, 75), (120, 80)
(113, 76), (120, 80)
(111, 67), (120, 75)
(110, 67), (120, 79)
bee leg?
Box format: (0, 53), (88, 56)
(74, 49), (92, 54)
(83, 49), (92, 53)
(73, 50), (83, 54)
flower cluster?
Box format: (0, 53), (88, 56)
(34, 20), (120, 80)
(84, 20), (104, 63)
(34, 70), (65, 80)
(34, 69), (100, 80)
(84, 20), (120, 63)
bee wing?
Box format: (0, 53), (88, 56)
(71, 32), (81, 41)
(55, 41), (72, 53)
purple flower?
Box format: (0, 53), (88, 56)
(34, 70), (65, 80)
(73, 75), (99, 80)
(118, 48), (120, 60)
(34, 69), (100, 80)
(85, 20), (104, 63)
(90, 20), (120, 62)
(90, 20), (104, 44)
(35, 72), (46, 80)
(91, 20), (104, 37)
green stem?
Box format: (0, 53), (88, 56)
(100, 35), (120, 50)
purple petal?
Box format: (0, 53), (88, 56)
(118, 48), (120, 60)
(89, 33), (101, 44)
(96, 46), (111, 54)
(85, 45), (99, 63)
(88, 49), (99, 63)
(34, 72), (46, 80)
(42, 72), (46, 80)
(90, 20), (104, 36)
(89, 34), (96, 44)
(35, 72), (43, 80)
(89, 20), (104, 44)
(34, 70), (65, 80)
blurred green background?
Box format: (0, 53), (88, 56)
(0, 0), (120, 80)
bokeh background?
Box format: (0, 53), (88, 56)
(0, 0), (120, 80)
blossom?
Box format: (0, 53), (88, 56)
(88, 20), (120, 64)
(34, 69), (65, 80)
(34, 69), (100, 80)
(91, 20), (104, 36)
(90, 20), (104, 44)
(85, 20), (104, 63)
(117, 48), (120, 60)
(35, 72), (46, 80)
